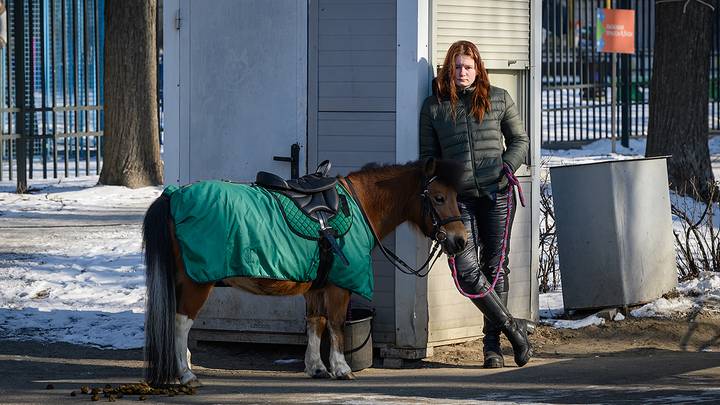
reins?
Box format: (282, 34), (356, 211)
(448, 163), (525, 298)
(342, 175), (459, 278)
(342, 163), (524, 285)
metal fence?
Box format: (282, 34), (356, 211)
(542, 0), (720, 145)
(0, 0), (104, 191)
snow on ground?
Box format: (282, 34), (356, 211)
(0, 176), (162, 348)
(542, 136), (646, 164)
(1, 138), (720, 344)
(631, 272), (720, 318)
(539, 272), (720, 329)
(540, 88), (720, 142)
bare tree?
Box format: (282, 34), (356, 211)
(538, 168), (559, 293)
(646, 0), (717, 198)
(672, 181), (720, 279)
(99, 0), (162, 187)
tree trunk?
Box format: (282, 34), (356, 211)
(99, 0), (162, 187)
(646, 0), (716, 198)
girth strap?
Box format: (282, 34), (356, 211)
(256, 160), (351, 283)
(310, 238), (335, 290)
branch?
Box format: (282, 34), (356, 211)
(656, 0), (716, 13)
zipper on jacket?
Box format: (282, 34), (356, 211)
(462, 94), (482, 194)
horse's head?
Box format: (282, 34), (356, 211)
(416, 157), (467, 256)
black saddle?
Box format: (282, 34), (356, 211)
(255, 160), (349, 286)
(255, 160), (340, 219)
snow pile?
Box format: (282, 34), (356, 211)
(0, 250), (147, 349)
(543, 315), (605, 330)
(629, 298), (695, 318)
(0, 308), (143, 349)
(538, 290), (606, 329)
(538, 267), (720, 328)
(678, 271), (720, 299)
(0, 176), (161, 349)
(0, 177), (160, 215)
(630, 272), (720, 318)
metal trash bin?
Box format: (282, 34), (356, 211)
(550, 157), (677, 311)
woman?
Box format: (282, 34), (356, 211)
(419, 40), (531, 368)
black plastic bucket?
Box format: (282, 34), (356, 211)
(320, 307), (374, 371)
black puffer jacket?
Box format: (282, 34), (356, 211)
(419, 85), (529, 199)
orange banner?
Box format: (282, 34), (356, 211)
(596, 8), (635, 54)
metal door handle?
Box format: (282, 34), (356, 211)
(273, 143), (300, 179)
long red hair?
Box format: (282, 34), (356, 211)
(435, 40), (491, 122)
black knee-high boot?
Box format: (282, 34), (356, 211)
(482, 291), (507, 368)
(455, 195), (530, 366)
(471, 290), (532, 367)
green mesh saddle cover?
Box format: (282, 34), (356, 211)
(268, 186), (352, 240)
(163, 180), (375, 300)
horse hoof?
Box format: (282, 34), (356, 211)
(336, 372), (356, 380)
(311, 369), (331, 379)
(179, 371), (200, 386)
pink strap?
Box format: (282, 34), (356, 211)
(503, 163), (525, 207)
(448, 164), (523, 298)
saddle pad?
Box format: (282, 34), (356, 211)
(269, 187), (352, 240)
(163, 181), (375, 300)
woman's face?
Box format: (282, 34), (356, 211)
(454, 54), (477, 89)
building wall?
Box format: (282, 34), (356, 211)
(308, 0), (398, 344)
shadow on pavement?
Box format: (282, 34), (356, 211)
(1, 339), (719, 404)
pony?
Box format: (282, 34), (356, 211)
(141, 157), (467, 386)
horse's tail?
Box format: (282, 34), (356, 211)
(142, 193), (178, 386)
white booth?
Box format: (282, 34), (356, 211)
(163, 0), (541, 362)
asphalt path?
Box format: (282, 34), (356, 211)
(1, 339), (719, 404)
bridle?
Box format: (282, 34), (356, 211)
(421, 175), (463, 244)
(344, 175), (462, 278)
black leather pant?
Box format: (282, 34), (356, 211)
(454, 188), (517, 297)
(454, 188), (532, 367)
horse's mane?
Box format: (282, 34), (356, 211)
(350, 158), (464, 191)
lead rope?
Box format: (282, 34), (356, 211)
(343, 176), (449, 277)
(448, 164), (525, 298)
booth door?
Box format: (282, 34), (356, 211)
(178, 0), (307, 183)
(173, 0), (308, 337)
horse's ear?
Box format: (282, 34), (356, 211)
(422, 157), (437, 177)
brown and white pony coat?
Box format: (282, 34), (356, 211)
(142, 158), (467, 386)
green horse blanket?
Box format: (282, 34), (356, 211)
(163, 180), (375, 300)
